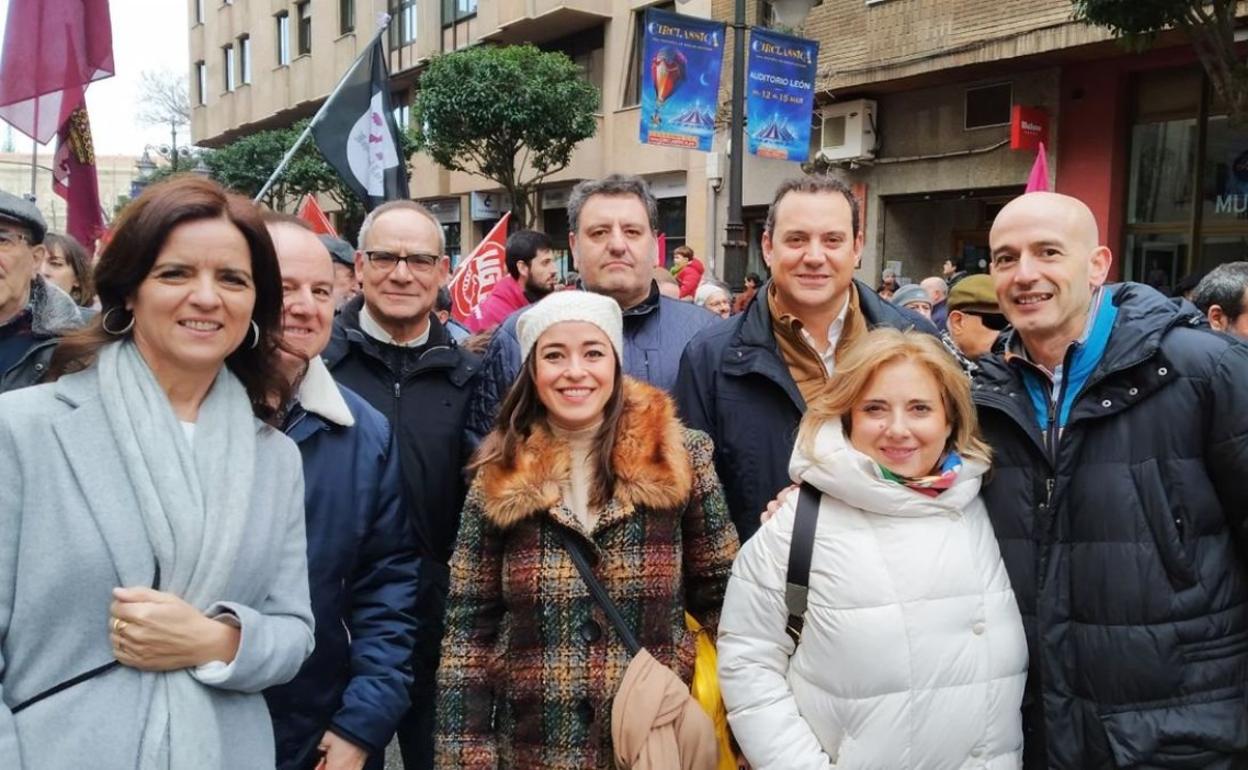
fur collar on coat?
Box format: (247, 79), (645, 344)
(478, 378), (692, 529)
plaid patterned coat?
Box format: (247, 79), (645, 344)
(435, 378), (739, 770)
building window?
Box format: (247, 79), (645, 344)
(540, 27), (605, 93)
(340, 0), (355, 34)
(276, 12), (291, 65)
(393, 89), (411, 130)
(238, 35), (251, 84)
(757, 0), (779, 27)
(623, 2), (675, 107)
(442, 0), (477, 26)
(297, 1), (312, 55)
(223, 44), (235, 92)
(964, 82), (1012, 130)
(657, 196), (686, 264)
(195, 61), (207, 105)
(195, 0), (205, 24)
(389, 0), (417, 46)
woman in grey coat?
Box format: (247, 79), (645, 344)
(0, 176), (314, 769)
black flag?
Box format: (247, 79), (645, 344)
(311, 39), (409, 209)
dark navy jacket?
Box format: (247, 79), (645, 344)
(973, 283), (1248, 768)
(322, 300), (479, 769)
(674, 279), (936, 541)
(266, 367), (420, 770)
(464, 282), (720, 443)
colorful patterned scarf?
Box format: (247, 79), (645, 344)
(877, 451), (963, 497)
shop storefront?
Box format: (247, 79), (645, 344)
(470, 191), (511, 264)
(1125, 67), (1248, 291)
(424, 197), (463, 267)
(540, 186), (575, 276)
(649, 173), (687, 266)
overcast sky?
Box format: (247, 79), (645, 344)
(0, 0), (190, 156)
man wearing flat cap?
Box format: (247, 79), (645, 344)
(0, 191), (87, 394)
(319, 234), (360, 311)
(945, 273), (1009, 375)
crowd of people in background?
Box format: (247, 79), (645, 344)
(0, 168), (1246, 770)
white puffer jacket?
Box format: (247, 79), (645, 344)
(717, 422), (1027, 770)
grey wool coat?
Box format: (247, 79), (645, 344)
(0, 367), (315, 769)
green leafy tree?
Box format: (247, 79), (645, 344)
(1073, 0), (1248, 124)
(411, 44), (600, 227)
(204, 118), (416, 241)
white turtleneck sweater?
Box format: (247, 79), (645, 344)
(549, 420), (603, 531)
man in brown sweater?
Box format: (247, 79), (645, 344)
(675, 175), (937, 540)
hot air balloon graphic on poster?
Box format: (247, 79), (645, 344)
(650, 47), (687, 126)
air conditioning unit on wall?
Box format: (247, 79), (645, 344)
(819, 99), (877, 162)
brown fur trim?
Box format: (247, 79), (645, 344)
(478, 379), (692, 529)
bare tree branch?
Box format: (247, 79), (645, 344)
(136, 69), (190, 130)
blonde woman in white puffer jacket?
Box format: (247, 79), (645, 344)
(717, 328), (1027, 770)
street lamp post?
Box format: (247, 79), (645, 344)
(133, 144), (211, 195)
(722, 0), (818, 289)
(723, 0), (748, 290)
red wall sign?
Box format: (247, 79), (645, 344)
(1011, 105), (1049, 151)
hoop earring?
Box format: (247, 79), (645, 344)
(101, 307), (135, 335)
(248, 320), (260, 350)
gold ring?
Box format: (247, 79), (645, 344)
(111, 617), (127, 634)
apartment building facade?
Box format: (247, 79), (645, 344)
(188, 0), (732, 274)
(190, 0), (1247, 288)
(723, 0), (1248, 288)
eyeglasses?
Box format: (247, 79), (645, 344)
(961, 309), (1010, 331)
(364, 250), (439, 273)
(0, 230), (30, 249)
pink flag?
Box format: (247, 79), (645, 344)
(448, 213), (511, 323)
(1025, 141), (1049, 193)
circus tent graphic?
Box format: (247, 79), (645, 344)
(752, 114), (798, 144)
(671, 102), (715, 129)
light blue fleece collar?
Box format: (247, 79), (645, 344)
(1022, 285), (1118, 432)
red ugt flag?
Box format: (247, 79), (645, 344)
(448, 213), (511, 324)
(297, 194), (339, 237)
(0, 0), (114, 143)
(53, 104), (103, 247)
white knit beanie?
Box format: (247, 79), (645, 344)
(517, 291), (625, 363)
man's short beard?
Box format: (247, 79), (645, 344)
(524, 275), (554, 299)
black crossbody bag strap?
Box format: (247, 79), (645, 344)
(784, 483), (821, 646)
(554, 527), (642, 657)
(11, 564), (161, 715)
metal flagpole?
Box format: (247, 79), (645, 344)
(254, 14), (393, 203)
(29, 139), (37, 200)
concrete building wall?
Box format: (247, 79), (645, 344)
(0, 153), (142, 237)
(851, 67), (1060, 279)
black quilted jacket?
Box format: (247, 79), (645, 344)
(973, 283), (1248, 769)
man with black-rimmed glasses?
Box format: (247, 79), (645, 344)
(321, 199), (480, 770)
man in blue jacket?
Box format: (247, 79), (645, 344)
(264, 214), (420, 770)
(464, 174), (720, 443)
(674, 175), (935, 541)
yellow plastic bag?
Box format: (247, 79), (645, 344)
(685, 612), (743, 770)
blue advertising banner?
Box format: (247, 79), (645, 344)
(747, 28), (819, 162)
(639, 9), (726, 153)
